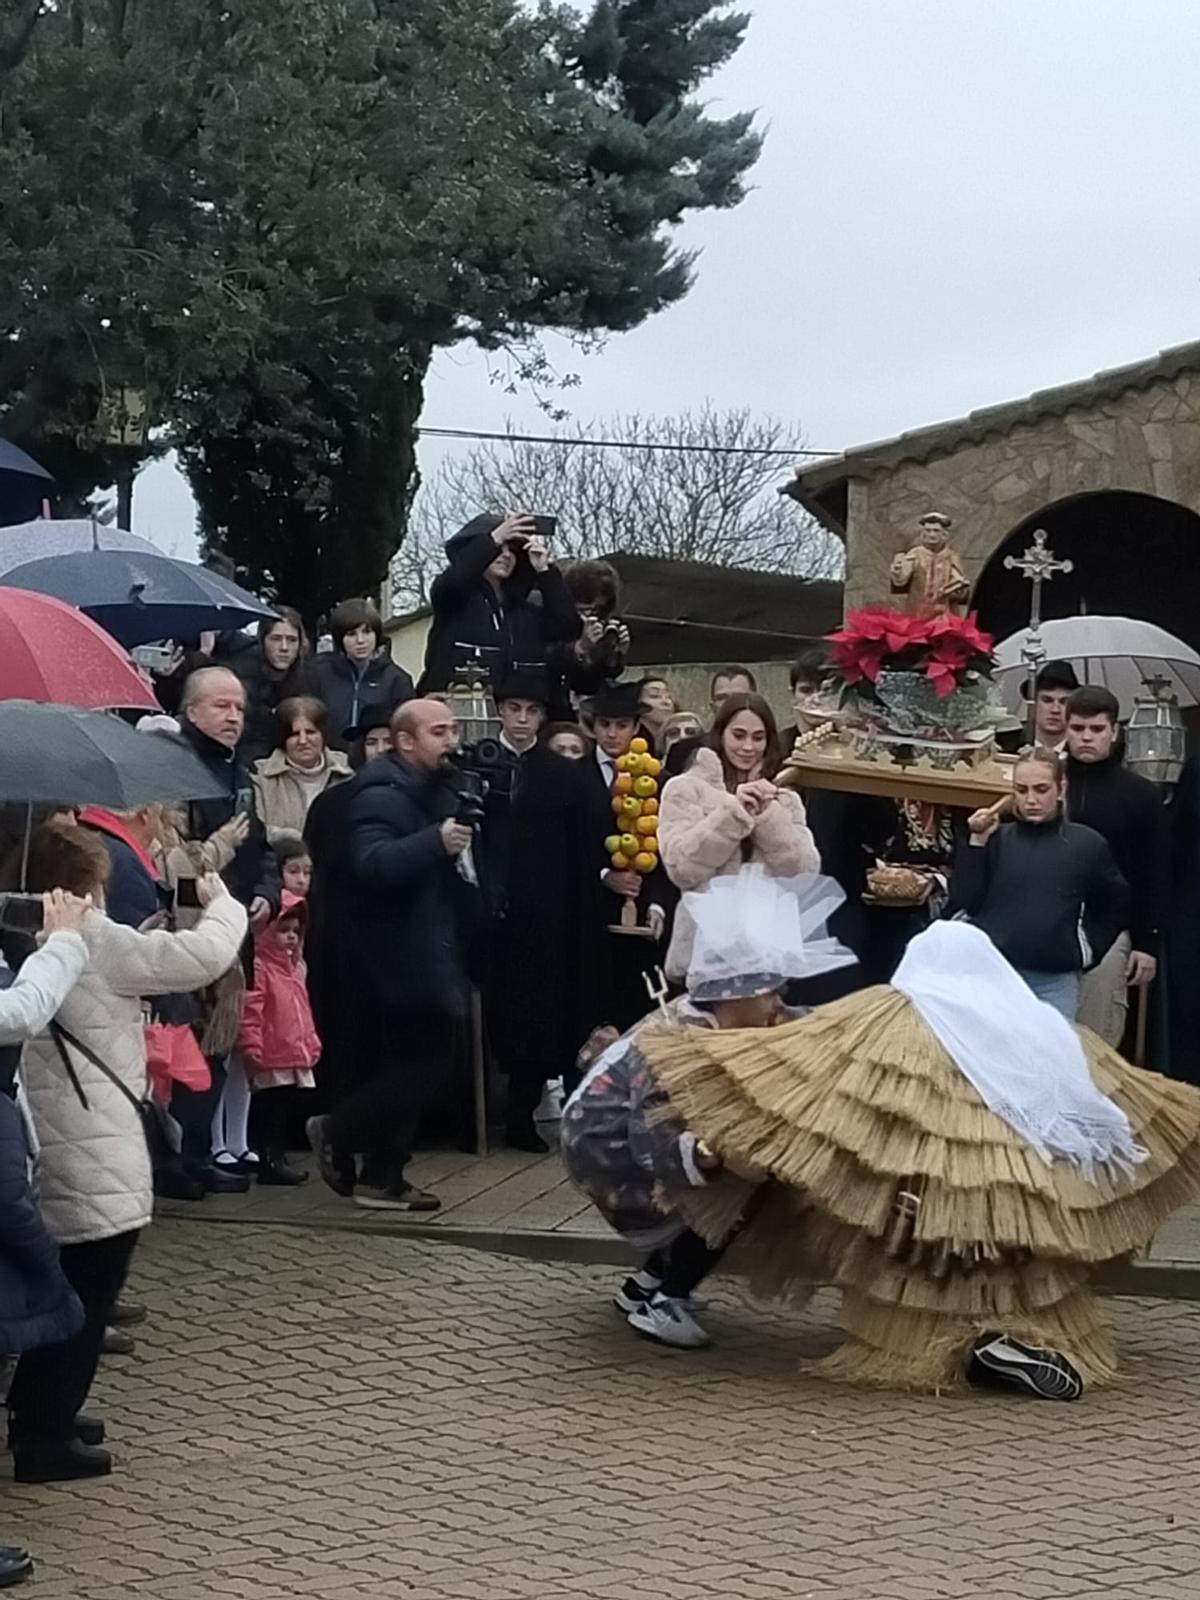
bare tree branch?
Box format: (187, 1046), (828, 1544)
(392, 407), (843, 611)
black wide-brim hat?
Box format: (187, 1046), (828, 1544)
(590, 679), (646, 720)
(494, 670), (550, 708)
(1020, 659), (1080, 700)
(343, 705), (395, 743)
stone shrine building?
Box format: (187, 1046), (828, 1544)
(785, 340), (1200, 653)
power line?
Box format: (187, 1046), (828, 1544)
(417, 424), (840, 458)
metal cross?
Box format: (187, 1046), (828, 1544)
(1003, 530), (1074, 729)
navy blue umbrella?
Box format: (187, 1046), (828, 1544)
(0, 437), (54, 528)
(2, 548), (276, 647)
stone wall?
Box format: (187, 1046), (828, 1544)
(844, 371), (1200, 609)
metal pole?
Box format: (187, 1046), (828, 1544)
(469, 987), (489, 1157)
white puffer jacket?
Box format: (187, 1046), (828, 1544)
(20, 892), (247, 1246)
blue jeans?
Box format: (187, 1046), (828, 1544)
(1018, 969), (1081, 1022)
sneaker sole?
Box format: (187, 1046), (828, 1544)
(352, 1195), (441, 1213)
(971, 1337), (1083, 1401)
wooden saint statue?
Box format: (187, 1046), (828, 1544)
(889, 511), (970, 619)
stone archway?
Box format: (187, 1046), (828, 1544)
(972, 490), (1200, 655)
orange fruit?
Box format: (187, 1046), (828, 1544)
(614, 773), (633, 795)
(634, 815), (657, 835)
(641, 797), (659, 815)
(604, 834), (622, 854)
(619, 832), (639, 856)
(633, 851), (658, 873)
(611, 851), (632, 871)
(620, 796), (643, 817)
(633, 775), (657, 798)
(611, 795), (625, 815)
(630, 737), (649, 755)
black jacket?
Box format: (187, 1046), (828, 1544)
(0, 1090), (84, 1357)
(949, 814), (1128, 974)
(341, 755), (474, 1018)
(299, 649), (413, 751)
(177, 722), (281, 913)
(419, 518), (579, 694)
(225, 644), (311, 768)
(1065, 755), (1167, 956)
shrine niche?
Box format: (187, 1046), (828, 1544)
(783, 341), (1200, 636)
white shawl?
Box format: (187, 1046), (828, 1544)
(893, 921), (1145, 1179)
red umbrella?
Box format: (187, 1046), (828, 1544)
(0, 586), (157, 711)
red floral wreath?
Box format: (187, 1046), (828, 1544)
(827, 607), (994, 699)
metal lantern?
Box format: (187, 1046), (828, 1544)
(445, 653), (499, 748)
(1125, 676), (1186, 786)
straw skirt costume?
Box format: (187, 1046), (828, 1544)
(638, 921), (1200, 1391)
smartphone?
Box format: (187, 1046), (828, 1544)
(529, 514), (557, 540)
(175, 879), (202, 910)
(0, 894), (44, 935)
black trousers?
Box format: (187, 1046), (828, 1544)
(327, 1013), (450, 1187)
(169, 1055), (226, 1173)
(8, 1229), (140, 1444)
(645, 1230), (724, 1299)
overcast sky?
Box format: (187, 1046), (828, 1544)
(132, 0), (1200, 559)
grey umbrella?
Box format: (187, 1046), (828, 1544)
(0, 702), (228, 808)
(0, 517), (159, 579)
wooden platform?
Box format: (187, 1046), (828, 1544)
(779, 747), (1014, 808)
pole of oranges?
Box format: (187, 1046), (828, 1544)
(603, 736), (662, 937)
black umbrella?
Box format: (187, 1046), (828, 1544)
(0, 701), (228, 808)
(0, 437), (54, 529)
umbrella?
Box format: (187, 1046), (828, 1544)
(0, 437), (53, 529)
(0, 586), (157, 711)
(0, 701), (227, 807)
(994, 616), (1200, 712)
(1, 548), (276, 648)
(0, 517), (159, 579)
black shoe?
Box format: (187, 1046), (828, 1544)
(505, 1121), (549, 1155)
(109, 1300), (146, 1327)
(153, 1168), (206, 1202)
(7, 1413), (104, 1452)
(13, 1440), (112, 1484)
(968, 1333), (1083, 1402)
(257, 1158), (308, 1187)
(306, 1115), (356, 1197)
(0, 1546), (31, 1588)
(196, 1166), (250, 1195)
(213, 1151), (260, 1177)
(101, 1326), (135, 1357)
(352, 1182), (441, 1213)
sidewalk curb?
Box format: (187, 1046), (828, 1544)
(157, 1208), (1200, 1300)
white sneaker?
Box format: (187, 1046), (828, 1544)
(627, 1294), (711, 1350)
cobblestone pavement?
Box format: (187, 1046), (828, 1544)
(8, 1220), (1200, 1600)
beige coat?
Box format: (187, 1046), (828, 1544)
(252, 748), (353, 843)
(20, 893), (247, 1246)
(658, 748), (820, 979)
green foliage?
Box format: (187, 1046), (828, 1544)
(0, 0), (760, 616)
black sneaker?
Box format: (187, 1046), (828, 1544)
(257, 1159), (309, 1187)
(352, 1182), (441, 1213)
(968, 1333), (1083, 1402)
(305, 1115), (356, 1197)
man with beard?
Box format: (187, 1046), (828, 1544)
(307, 699), (477, 1211)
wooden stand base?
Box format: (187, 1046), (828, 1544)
(608, 895), (657, 940)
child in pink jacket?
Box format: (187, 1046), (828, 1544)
(237, 890), (320, 1184)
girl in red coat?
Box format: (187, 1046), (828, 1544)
(238, 888), (321, 1184)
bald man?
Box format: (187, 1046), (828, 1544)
(307, 698), (477, 1212)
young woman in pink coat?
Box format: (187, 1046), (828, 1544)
(658, 693), (820, 981)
